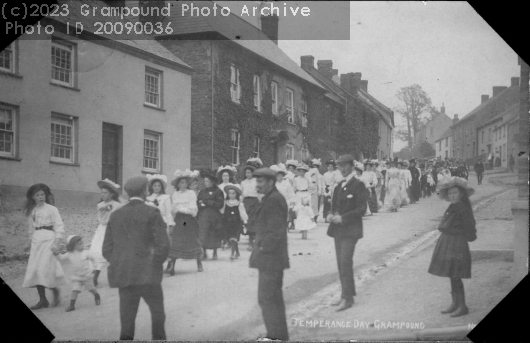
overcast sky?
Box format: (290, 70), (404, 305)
(217, 1), (519, 151)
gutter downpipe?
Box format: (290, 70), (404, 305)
(211, 40), (215, 170)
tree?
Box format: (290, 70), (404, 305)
(394, 85), (432, 149)
(418, 141), (436, 158)
(395, 146), (412, 160)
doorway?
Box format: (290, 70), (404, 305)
(102, 122), (122, 186)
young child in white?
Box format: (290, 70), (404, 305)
(54, 235), (101, 312)
(294, 195), (317, 239)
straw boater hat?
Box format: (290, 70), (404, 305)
(296, 163), (310, 172)
(224, 183), (242, 197)
(244, 157), (263, 172)
(286, 159), (299, 169)
(325, 159), (336, 167)
(217, 165), (237, 179)
(172, 169), (192, 187)
(371, 159), (379, 166)
(97, 179), (120, 194)
(311, 158), (322, 166)
(270, 164), (287, 176)
(437, 177), (475, 201)
(189, 170), (201, 179)
(146, 174), (168, 188)
(354, 161), (364, 172)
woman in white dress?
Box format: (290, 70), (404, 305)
(307, 158), (322, 222)
(384, 160), (402, 212)
(145, 174), (174, 234)
(397, 162), (410, 207)
(293, 163), (312, 237)
(23, 184), (65, 310)
(90, 179), (121, 287)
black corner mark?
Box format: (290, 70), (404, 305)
(467, 274), (529, 343)
(1, 0), (59, 51)
(0, 276), (55, 343)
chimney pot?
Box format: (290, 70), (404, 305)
(317, 60), (336, 80)
(360, 80), (368, 92)
(481, 95), (489, 103)
(260, 14), (279, 45)
(300, 55), (315, 70)
(511, 77), (520, 87)
(492, 86), (508, 97)
(453, 114), (459, 124)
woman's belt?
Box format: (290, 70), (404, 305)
(35, 226), (53, 231)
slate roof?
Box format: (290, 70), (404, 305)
(435, 128), (453, 142)
(480, 103), (520, 128)
(49, 0), (191, 70)
(161, 1), (324, 90)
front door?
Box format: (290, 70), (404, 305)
(102, 122), (122, 186)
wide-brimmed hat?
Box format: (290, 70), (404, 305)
(146, 174), (167, 188)
(364, 160), (373, 166)
(286, 159), (299, 169)
(410, 159), (416, 164)
(270, 164), (287, 176)
(296, 164), (310, 172)
(189, 170), (201, 180)
(354, 161), (364, 172)
(437, 177), (475, 201)
(325, 159), (336, 167)
(200, 170), (219, 184)
(97, 179), (120, 194)
(172, 169), (192, 187)
(217, 165), (237, 178)
(244, 157), (263, 172)
(224, 184), (242, 197)
(311, 158), (322, 166)
(371, 159), (380, 166)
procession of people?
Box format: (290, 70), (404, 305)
(20, 151), (482, 340)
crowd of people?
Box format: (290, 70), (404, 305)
(20, 153), (480, 341)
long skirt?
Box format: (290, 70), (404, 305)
(411, 179), (421, 202)
(309, 186), (319, 217)
(428, 233), (471, 279)
(243, 197), (260, 235)
(89, 224), (109, 270)
(400, 180), (409, 206)
(197, 208), (223, 249)
(368, 188), (378, 213)
(379, 185), (386, 203)
(384, 178), (401, 212)
(169, 213), (203, 259)
(224, 221), (243, 242)
(23, 230), (65, 288)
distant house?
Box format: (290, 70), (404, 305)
(0, 1), (193, 206)
(300, 58), (394, 161)
(434, 128), (453, 160)
(451, 77), (520, 164)
(414, 105), (453, 150)
(153, 1), (327, 170)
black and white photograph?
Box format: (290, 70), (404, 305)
(0, 1), (528, 341)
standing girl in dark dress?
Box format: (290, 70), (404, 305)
(408, 159), (421, 204)
(222, 184), (248, 260)
(428, 177), (477, 317)
(166, 170), (203, 275)
(197, 173), (224, 260)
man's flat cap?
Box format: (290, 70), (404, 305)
(124, 176), (148, 195)
(253, 167), (277, 180)
(336, 154), (354, 164)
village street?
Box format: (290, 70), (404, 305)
(2, 171), (517, 341)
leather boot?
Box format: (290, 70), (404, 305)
(212, 249), (218, 260)
(167, 259), (176, 276)
(93, 270), (101, 287)
(441, 292), (458, 314)
(164, 259), (172, 273)
(336, 298), (354, 312)
(51, 287), (61, 307)
(65, 299), (76, 312)
(30, 299), (49, 310)
(450, 289), (469, 317)
(230, 241), (237, 260)
(197, 259), (203, 272)
(331, 297), (342, 306)
(94, 293), (101, 305)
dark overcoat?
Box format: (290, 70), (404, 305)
(327, 175), (367, 240)
(102, 199), (169, 288)
(249, 187), (289, 271)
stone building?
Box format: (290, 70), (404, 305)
(414, 104), (453, 150)
(0, 4), (192, 206)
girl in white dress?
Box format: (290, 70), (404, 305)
(384, 161), (402, 212)
(145, 174), (175, 237)
(293, 164), (312, 237)
(90, 179), (121, 287)
(217, 165), (238, 249)
(23, 184), (65, 310)
(294, 195), (317, 239)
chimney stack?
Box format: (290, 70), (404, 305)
(340, 72), (362, 94)
(300, 55), (314, 70)
(453, 114), (459, 124)
(317, 60), (338, 81)
(511, 77), (520, 87)
(260, 14), (279, 45)
(481, 95), (489, 103)
(492, 86), (508, 97)
(441, 103), (445, 115)
(360, 80), (368, 92)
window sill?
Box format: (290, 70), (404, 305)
(143, 103), (166, 112)
(0, 70), (22, 78)
(50, 82), (80, 92)
(49, 160), (80, 167)
(0, 155), (21, 161)
(142, 169), (161, 175)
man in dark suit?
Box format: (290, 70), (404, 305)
(103, 176), (170, 340)
(326, 155), (367, 312)
(474, 158), (485, 185)
(249, 167), (289, 341)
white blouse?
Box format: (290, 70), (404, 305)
(96, 200), (122, 226)
(293, 176), (310, 192)
(276, 179), (295, 204)
(241, 178), (259, 199)
(361, 170), (378, 189)
(146, 193), (174, 226)
(171, 189), (198, 217)
(28, 203), (65, 239)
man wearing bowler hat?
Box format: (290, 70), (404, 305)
(249, 168), (289, 340)
(103, 176), (170, 340)
(326, 155), (367, 312)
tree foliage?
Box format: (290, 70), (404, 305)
(417, 141), (436, 158)
(395, 84), (432, 149)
